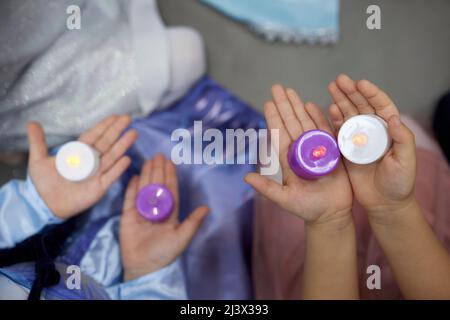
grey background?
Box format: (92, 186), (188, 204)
(159, 0), (450, 127)
(1, 0), (450, 183)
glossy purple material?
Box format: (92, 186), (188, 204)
(288, 129), (340, 180)
(79, 78), (261, 299)
(136, 184), (174, 222)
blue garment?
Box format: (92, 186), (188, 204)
(201, 0), (340, 44)
(0, 77), (264, 299)
(77, 77), (264, 299)
(0, 178), (187, 300)
(0, 263), (111, 300)
(0, 177), (61, 248)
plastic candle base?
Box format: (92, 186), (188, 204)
(55, 141), (99, 182)
(338, 115), (391, 165)
(136, 184), (174, 222)
(288, 130), (340, 180)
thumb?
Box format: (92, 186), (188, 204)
(27, 122), (48, 162)
(176, 206), (209, 248)
(244, 172), (287, 206)
(387, 115), (415, 164)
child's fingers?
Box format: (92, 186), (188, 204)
(79, 115), (118, 146)
(387, 115), (416, 164)
(264, 101), (291, 170)
(244, 172), (287, 206)
(123, 176), (139, 213)
(100, 129), (138, 173)
(165, 160), (180, 223)
(150, 154), (165, 184)
(328, 103), (345, 131)
(94, 115), (132, 154)
(304, 102), (334, 135)
(336, 74), (374, 115)
(271, 85), (303, 140)
(328, 81), (359, 119)
(100, 156), (131, 190)
(165, 160), (179, 199)
(176, 206), (209, 248)
(27, 122), (48, 162)
(356, 79), (400, 121)
(286, 88), (316, 132)
(138, 159), (153, 189)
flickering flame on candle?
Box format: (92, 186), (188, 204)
(352, 133), (368, 147)
(153, 207), (158, 216)
(312, 146), (327, 159)
(66, 155), (81, 168)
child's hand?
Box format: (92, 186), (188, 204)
(27, 115), (138, 219)
(328, 75), (416, 222)
(119, 155), (209, 281)
(245, 85), (353, 225)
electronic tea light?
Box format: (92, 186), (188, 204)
(288, 130), (340, 180)
(338, 114), (392, 165)
(55, 141), (100, 182)
(136, 184), (174, 222)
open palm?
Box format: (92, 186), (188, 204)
(120, 155), (209, 281)
(27, 115), (138, 219)
(328, 75), (416, 213)
(245, 85), (353, 223)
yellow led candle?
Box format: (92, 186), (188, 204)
(56, 141), (99, 182)
(338, 115), (391, 165)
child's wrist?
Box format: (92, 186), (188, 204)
(305, 208), (354, 234)
(123, 262), (169, 282)
(26, 174), (65, 223)
(366, 197), (419, 228)
(124, 267), (150, 282)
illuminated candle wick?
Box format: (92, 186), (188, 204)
(149, 197), (158, 206)
(312, 146), (327, 159)
(136, 184), (174, 222)
(148, 188), (165, 207)
(66, 155), (81, 168)
(352, 133), (368, 147)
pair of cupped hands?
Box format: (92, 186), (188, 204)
(245, 74), (417, 229)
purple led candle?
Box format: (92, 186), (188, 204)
(136, 184), (174, 222)
(288, 130), (340, 180)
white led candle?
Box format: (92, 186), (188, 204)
(55, 141), (99, 182)
(338, 115), (392, 165)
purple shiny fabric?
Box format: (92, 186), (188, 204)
(77, 77), (263, 299)
(0, 263), (110, 300)
(136, 184), (174, 222)
(288, 130), (340, 179)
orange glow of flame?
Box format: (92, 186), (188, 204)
(312, 146), (327, 159)
(352, 133), (368, 147)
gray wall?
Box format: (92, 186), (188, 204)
(158, 0), (450, 128)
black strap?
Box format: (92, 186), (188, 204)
(27, 235), (61, 300)
(0, 218), (77, 300)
